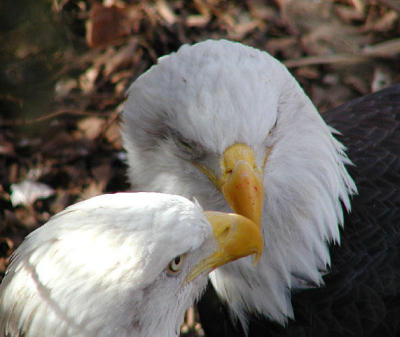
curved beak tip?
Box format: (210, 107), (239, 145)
(207, 211), (263, 265)
(185, 211), (263, 283)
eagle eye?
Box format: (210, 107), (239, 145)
(177, 138), (194, 151)
(169, 129), (205, 160)
(167, 254), (186, 275)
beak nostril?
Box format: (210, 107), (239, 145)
(220, 225), (231, 240)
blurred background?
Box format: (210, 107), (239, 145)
(1, 0), (399, 335)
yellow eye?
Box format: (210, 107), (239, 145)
(167, 254), (185, 274)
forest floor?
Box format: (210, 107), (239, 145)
(1, 0), (400, 335)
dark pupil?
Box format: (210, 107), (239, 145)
(174, 256), (181, 265)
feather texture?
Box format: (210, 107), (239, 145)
(0, 193), (214, 337)
(196, 83), (400, 337)
(121, 39), (357, 327)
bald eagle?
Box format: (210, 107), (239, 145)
(0, 192), (263, 337)
(121, 40), (400, 336)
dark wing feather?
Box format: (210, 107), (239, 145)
(198, 84), (400, 337)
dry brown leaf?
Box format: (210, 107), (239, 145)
(284, 53), (369, 68)
(1, 210), (22, 235)
(232, 21), (261, 39)
(8, 164), (18, 183)
(0, 237), (14, 274)
(372, 10), (399, 32)
(104, 38), (138, 77)
(77, 117), (105, 141)
(14, 207), (38, 230)
(156, 0), (178, 25)
(265, 37), (299, 58)
(86, 3), (131, 48)
(186, 15), (210, 27)
(92, 164), (112, 187)
(302, 23), (366, 55)
(81, 164), (112, 199)
(362, 38), (400, 57)
(280, 0), (334, 34)
(79, 66), (100, 94)
(55, 78), (78, 99)
(80, 180), (104, 200)
(343, 74), (370, 94)
(193, 0), (211, 17)
(295, 66), (320, 80)
(247, 0), (277, 21)
(49, 191), (72, 214)
(336, 4), (366, 23)
(105, 122), (123, 150)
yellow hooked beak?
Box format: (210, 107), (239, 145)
(186, 211), (263, 283)
(193, 143), (267, 229)
(220, 144), (265, 228)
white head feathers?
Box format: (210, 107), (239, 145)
(0, 193), (213, 337)
(122, 39), (357, 326)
